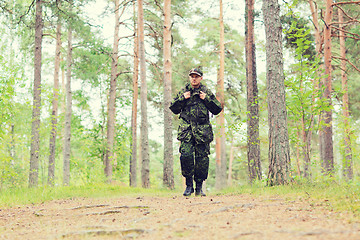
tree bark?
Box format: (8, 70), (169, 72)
(227, 143), (234, 185)
(322, 0), (334, 175)
(263, 0), (291, 186)
(138, 0), (150, 188)
(308, 0), (325, 171)
(338, 7), (352, 180)
(295, 129), (301, 176)
(245, 0), (261, 183)
(63, 12), (73, 186)
(215, 0), (226, 190)
(104, 0), (121, 181)
(48, 8), (61, 186)
(300, 79), (312, 178)
(29, 0), (43, 188)
(309, 0), (322, 55)
(163, 0), (174, 189)
(130, 1), (139, 187)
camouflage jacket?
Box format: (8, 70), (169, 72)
(169, 83), (222, 144)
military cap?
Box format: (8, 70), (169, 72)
(188, 68), (203, 77)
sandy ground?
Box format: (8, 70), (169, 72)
(0, 193), (359, 240)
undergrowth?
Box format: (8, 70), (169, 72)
(220, 180), (360, 221)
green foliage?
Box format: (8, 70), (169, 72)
(281, 14), (316, 61)
(283, 19), (328, 176)
(0, 39), (31, 188)
(0, 183), (174, 207)
(0, 54), (16, 132)
(220, 180), (360, 220)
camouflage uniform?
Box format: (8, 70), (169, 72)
(170, 82), (222, 183)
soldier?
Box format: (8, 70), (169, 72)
(170, 67), (222, 196)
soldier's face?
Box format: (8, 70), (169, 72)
(189, 74), (202, 88)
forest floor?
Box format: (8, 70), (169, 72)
(0, 191), (359, 240)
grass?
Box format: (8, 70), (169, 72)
(1, 181), (359, 221)
(219, 180), (360, 221)
(0, 183), (175, 208)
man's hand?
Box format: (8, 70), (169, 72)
(199, 91), (206, 100)
(183, 91), (191, 99)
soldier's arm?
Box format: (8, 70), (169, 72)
(203, 90), (222, 115)
(169, 90), (187, 114)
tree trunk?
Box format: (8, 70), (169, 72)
(215, 0), (226, 190)
(48, 10), (61, 186)
(338, 8), (352, 180)
(245, 0), (261, 183)
(309, 0), (322, 55)
(295, 129), (301, 176)
(63, 15), (73, 186)
(130, 1), (139, 187)
(322, 0), (334, 175)
(163, 0), (174, 189)
(104, 0), (120, 181)
(138, 0), (150, 188)
(301, 110), (311, 178)
(299, 78), (312, 179)
(227, 143), (234, 186)
(308, 0), (325, 171)
(262, 0), (291, 186)
(29, 0), (43, 188)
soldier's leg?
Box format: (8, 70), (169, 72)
(194, 143), (210, 196)
(194, 143), (210, 182)
(179, 141), (195, 178)
(179, 140), (195, 196)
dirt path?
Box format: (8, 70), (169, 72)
(0, 193), (359, 239)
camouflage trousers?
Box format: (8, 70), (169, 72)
(179, 138), (210, 183)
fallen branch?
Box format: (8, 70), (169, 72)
(112, 205), (149, 209)
(61, 228), (146, 238)
(71, 204), (109, 210)
(87, 210), (123, 215)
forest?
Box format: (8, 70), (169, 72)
(0, 0), (359, 191)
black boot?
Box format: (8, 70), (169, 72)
(183, 177), (194, 196)
(195, 181), (206, 196)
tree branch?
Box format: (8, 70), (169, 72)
(17, 0), (35, 24)
(335, 4), (360, 22)
(116, 71), (132, 78)
(331, 25), (360, 38)
(332, 1), (360, 6)
(332, 56), (360, 73)
(153, 0), (163, 13)
(330, 19), (359, 26)
(118, 33), (135, 41)
(331, 34), (360, 40)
